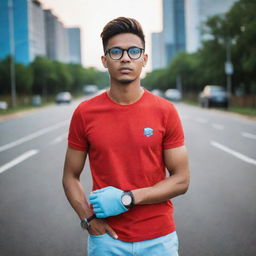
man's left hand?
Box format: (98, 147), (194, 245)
(89, 186), (128, 218)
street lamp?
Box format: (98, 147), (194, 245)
(225, 38), (233, 98)
(8, 0), (17, 108)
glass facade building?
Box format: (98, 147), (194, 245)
(67, 28), (82, 64)
(0, 0), (30, 64)
(0, 0), (81, 65)
(163, 0), (186, 65)
(186, 0), (238, 52)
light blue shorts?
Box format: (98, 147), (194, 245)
(87, 231), (179, 256)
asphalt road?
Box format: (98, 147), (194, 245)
(0, 95), (255, 256)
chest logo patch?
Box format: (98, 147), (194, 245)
(144, 127), (154, 137)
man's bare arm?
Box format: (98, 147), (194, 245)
(62, 147), (118, 238)
(132, 145), (190, 205)
(62, 147), (93, 219)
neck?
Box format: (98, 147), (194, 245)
(108, 78), (144, 105)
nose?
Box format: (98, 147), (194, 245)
(120, 50), (131, 62)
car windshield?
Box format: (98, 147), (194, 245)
(210, 86), (225, 92)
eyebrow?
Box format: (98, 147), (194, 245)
(110, 45), (141, 49)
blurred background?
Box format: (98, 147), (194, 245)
(0, 0), (255, 113)
(0, 1), (256, 256)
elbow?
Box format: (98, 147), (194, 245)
(62, 173), (70, 190)
(181, 180), (190, 195)
(178, 175), (190, 195)
(182, 183), (189, 194)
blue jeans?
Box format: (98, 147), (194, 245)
(87, 231), (179, 256)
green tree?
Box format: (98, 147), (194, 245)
(0, 56), (33, 95)
(31, 56), (56, 97)
(15, 63), (33, 94)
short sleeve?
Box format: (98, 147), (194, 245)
(68, 105), (89, 151)
(163, 104), (184, 149)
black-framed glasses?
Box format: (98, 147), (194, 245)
(105, 47), (144, 60)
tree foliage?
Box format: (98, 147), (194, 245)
(0, 56), (109, 98)
(143, 0), (256, 96)
(0, 56), (33, 94)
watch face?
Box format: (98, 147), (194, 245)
(122, 194), (132, 206)
(81, 219), (89, 229)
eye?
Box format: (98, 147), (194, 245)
(128, 47), (140, 54)
(110, 48), (122, 55)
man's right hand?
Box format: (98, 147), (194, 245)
(87, 218), (118, 239)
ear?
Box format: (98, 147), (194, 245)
(101, 55), (108, 68)
(142, 53), (148, 67)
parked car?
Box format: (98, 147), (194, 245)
(0, 101), (8, 110)
(55, 92), (72, 104)
(199, 85), (229, 108)
(151, 89), (164, 98)
(83, 85), (98, 94)
(165, 89), (182, 101)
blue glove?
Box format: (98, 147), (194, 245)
(89, 186), (128, 218)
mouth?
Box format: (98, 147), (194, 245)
(118, 67), (133, 73)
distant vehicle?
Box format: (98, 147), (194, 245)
(165, 89), (182, 101)
(0, 101), (8, 110)
(199, 85), (229, 108)
(55, 92), (72, 104)
(151, 89), (164, 98)
(83, 85), (98, 94)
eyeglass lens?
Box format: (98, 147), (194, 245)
(109, 47), (143, 60)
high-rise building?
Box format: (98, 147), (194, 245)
(186, 0), (238, 52)
(0, 0), (46, 65)
(151, 32), (165, 70)
(162, 0), (186, 65)
(29, 0), (46, 61)
(0, 0), (81, 65)
(67, 28), (82, 64)
(44, 9), (69, 63)
(151, 0), (186, 70)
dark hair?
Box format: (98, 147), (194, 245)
(101, 17), (145, 51)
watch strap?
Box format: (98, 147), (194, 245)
(87, 214), (96, 223)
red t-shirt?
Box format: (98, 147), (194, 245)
(68, 89), (184, 242)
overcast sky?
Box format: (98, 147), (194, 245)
(39, 0), (163, 72)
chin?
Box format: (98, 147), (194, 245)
(118, 79), (134, 84)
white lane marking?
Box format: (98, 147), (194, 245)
(0, 149), (39, 174)
(241, 132), (256, 140)
(0, 120), (68, 153)
(212, 123), (224, 130)
(210, 141), (256, 166)
(50, 133), (68, 145)
(195, 118), (208, 124)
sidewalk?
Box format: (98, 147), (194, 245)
(0, 109), (38, 122)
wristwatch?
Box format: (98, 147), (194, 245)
(121, 191), (135, 208)
(81, 214), (96, 230)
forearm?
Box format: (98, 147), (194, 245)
(62, 175), (93, 219)
(132, 173), (189, 205)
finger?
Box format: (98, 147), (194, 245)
(105, 225), (118, 239)
(89, 194), (98, 200)
(89, 201), (100, 208)
(96, 212), (106, 218)
(91, 202), (100, 208)
(89, 197), (98, 204)
(93, 207), (103, 214)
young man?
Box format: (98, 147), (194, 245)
(63, 17), (189, 256)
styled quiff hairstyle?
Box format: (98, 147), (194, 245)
(101, 17), (145, 52)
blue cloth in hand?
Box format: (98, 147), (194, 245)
(89, 186), (128, 218)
